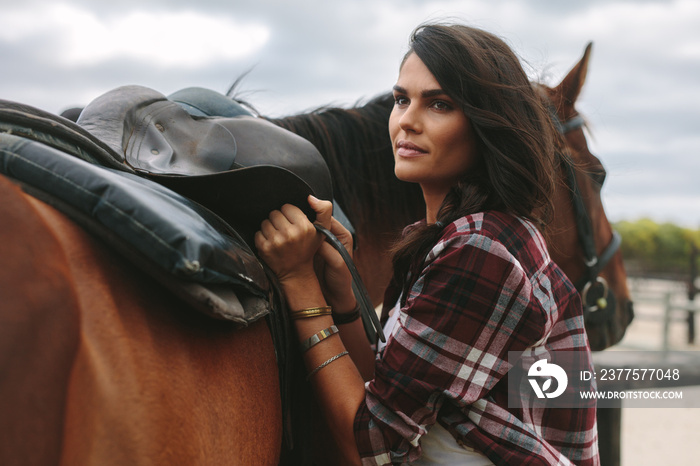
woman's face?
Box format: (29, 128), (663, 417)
(389, 52), (478, 200)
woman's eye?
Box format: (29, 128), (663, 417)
(431, 100), (452, 111)
(394, 96), (409, 107)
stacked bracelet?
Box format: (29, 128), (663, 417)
(332, 304), (361, 325)
(300, 325), (339, 353)
(307, 351), (349, 380)
(290, 305), (332, 320)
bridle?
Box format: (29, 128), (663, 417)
(553, 109), (622, 324)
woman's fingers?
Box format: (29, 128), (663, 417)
(260, 205), (313, 237)
(317, 241), (346, 269)
(258, 218), (275, 240)
(255, 205), (321, 281)
(308, 195), (333, 230)
(329, 217), (353, 254)
(263, 199), (335, 238)
(255, 203), (323, 258)
(278, 203), (308, 223)
(267, 206), (295, 229)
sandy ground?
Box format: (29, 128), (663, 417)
(613, 278), (699, 466)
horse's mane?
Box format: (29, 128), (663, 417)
(266, 93), (424, 234)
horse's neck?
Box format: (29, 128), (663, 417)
(546, 158), (586, 280)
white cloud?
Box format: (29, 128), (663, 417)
(552, 0), (700, 50)
(1, 0), (697, 228)
(0, 3), (270, 68)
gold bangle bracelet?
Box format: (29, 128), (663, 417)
(290, 305), (332, 320)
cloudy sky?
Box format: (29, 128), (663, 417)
(1, 0), (698, 227)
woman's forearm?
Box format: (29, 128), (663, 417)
(336, 316), (376, 381)
(281, 276), (367, 464)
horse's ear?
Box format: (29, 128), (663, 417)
(554, 42), (593, 107)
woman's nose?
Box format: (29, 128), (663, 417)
(399, 104), (422, 133)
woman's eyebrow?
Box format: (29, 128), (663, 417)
(392, 85), (447, 98)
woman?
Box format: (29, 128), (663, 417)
(255, 23), (599, 465)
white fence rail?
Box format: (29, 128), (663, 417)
(628, 278), (698, 351)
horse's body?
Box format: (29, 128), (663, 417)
(0, 43), (631, 464)
(0, 177), (282, 465)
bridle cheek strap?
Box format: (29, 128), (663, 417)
(554, 110), (622, 323)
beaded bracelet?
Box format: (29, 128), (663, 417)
(307, 351), (349, 380)
(289, 305), (332, 320)
(332, 304), (361, 325)
(300, 325), (339, 353)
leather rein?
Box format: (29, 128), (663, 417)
(315, 225), (384, 344)
(553, 110), (622, 324)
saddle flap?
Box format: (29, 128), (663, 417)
(0, 131), (271, 324)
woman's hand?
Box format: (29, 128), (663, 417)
(313, 208), (356, 311)
(254, 196), (331, 285)
(255, 195), (356, 312)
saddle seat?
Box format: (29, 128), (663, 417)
(77, 85), (333, 245)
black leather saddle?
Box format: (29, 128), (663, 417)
(0, 86), (333, 325)
(78, 85), (333, 245)
(0, 87), (381, 341)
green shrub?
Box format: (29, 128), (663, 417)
(614, 218), (700, 278)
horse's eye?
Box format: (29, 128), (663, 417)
(590, 169), (607, 188)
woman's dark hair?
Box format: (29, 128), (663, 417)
(391, 23), (558, 297)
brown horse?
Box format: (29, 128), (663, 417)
(0, 176), (283, 465)
(0, 43), (631, 465)
(271, 42), (634, 351)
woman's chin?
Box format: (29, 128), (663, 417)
(394, 165), (423, 184)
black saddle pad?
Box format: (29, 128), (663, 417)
(0, 99), (129, 171)
(0, 130), (270, 325)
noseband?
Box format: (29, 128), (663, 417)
(553, 110), (622, 324)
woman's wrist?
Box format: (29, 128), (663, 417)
(277, 267), (320, 296)
(332, 302), (361, 325)
(277, 264), (316, 286)
(326, 294), (358, 314)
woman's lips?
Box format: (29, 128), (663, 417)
(396, 141), (427, 158)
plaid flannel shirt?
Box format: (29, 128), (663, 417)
(354, 211), (599, 465)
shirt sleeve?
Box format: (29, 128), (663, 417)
(354, 228), (548, 464)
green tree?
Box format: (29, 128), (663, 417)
(614, 218), (700, 278)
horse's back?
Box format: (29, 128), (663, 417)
(0, 175), (282, 465)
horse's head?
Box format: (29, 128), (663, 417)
(540, 43), (634, 350)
